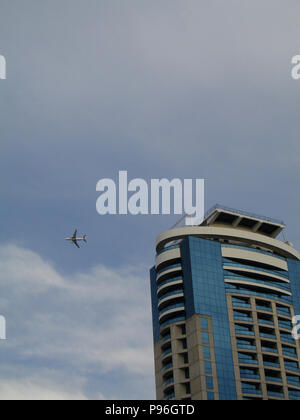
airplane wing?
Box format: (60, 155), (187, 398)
(72, 239), (80, 249)
(72, 229), (77, 240)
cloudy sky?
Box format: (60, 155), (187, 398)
(0, 0), (299, 399)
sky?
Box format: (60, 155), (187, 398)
(0, 0), (299, 400)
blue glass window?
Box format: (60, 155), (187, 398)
(205, 361), (212, 374)
(203, 346), (211, 359)
(207, 392), (215, 400)
(206, 376), (214, 390)
(200, 318), (209, 331)
(202, 332), (210, 345)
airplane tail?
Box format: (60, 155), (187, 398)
(83, 235), (87, 243)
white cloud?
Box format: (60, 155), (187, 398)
(0, 379), (88, 401)
(0, 244), (155, 400)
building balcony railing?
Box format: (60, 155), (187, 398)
(260, 333), (276, 340)
(162, 363), (173, 372)
(157, 277), (183, 294)
(234, 316), (253, 323)
(277, 307), (291, 317)
(163, 377), (174, 388)
(158, 289), (184, 304)
(289, 392), (300, 400)
(223, 260), (289, 280)
(160, 316), (186, 332)
(237, 344), (257, 351)
(165, 392), (175, 400)
(285, 363), (300, 373)
(278, 320), (293, 330)
(264, 361), (281, 369)
(226, 286), (292, 305)
(232, 302), (252, 309)
(156, 245), (180, 257)
(161, 334), (171, 344)
(258, 319), (274, 326)
(287, 378), (300, 387)
(161, 348), (172, 358)
(239, 359), (259, 365)
(256, 306), (273, 313)
(236, 330), (255, 337)
(242, 389), (262, 396)
(281, 335), (295, 345)
(268, 391), (284, 398)
(265, 376), (283, 383)
(157, 264), (182, 276)
(159, 303), (186, 317)
(282, 348), (297, 358)
(262, 347), (278, 354)
(240, 373), (260, 380)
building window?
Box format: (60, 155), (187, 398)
(207, 392), (215, 400)
(206, 376), (214, 390)
(200, 317), (209, 331)
(202, 332), (210, 345)
(203, 346), (211, 360)
(205, 361), (212, 374)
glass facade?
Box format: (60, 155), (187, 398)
(181, 236), (237, 400)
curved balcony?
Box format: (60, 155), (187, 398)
(225, 272), (291, 292)
(156, 247), (181, 271)
(156, 266), (183, 285)
(159, 303), (186, 323)
(164, 390), (175, 400)
(156, 244), (180, 257)
(157, 277), (183, 297)
(156, 226), (300, 260)
(222, 246), (289, 271)
(161, 347), (172, 362)
(162, 362), (173, 373)
(160, 316), (186, 334)
(223, 265), (290, 284)
(158, 291), (184, 311)
(227, 284), (292, 305)
(161, 334), (171, 344)
(225, 278), (292, 297)
(163, 377), (174, 389)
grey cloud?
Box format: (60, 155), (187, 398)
(0, 244), (155, 399)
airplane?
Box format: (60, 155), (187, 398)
(65, 229), (87, 249)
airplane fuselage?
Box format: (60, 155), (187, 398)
(65, 237), (86, 241)
(65, 230), (87, 248)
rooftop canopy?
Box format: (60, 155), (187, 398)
(201, 204), (286, 239)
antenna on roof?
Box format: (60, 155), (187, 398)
(170, 213), (195, 230)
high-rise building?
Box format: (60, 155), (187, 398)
(150, 205), (300, 400)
